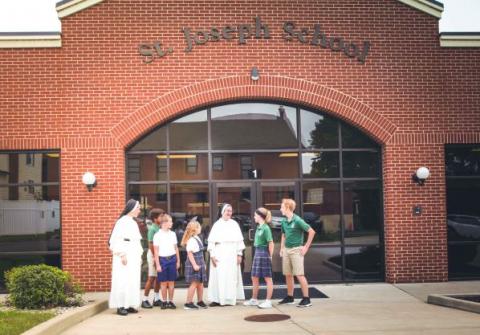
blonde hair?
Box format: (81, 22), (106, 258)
(181, 220), (201, 246)
(282, 198), (296, 212)
(256, 207), (272, 226)
(159, 214), (172, 226)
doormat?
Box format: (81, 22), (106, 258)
(244, 314), (291, 322)
(244, 287), (328, 300)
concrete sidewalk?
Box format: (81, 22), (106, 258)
(61, 283), (480, 335)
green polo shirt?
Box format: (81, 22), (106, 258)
(281, 214), (311, 248)
(147, 223), (160, 243)
(254, 223), (273, 247)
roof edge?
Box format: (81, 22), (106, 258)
(440, 32), (480, 47)
(396, 0), (443, 19)
(56, 0), (104, 18)
(0, 32), (61, 48)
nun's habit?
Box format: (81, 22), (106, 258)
(207, 204), (245, 305)
(108, 200), (143, 309)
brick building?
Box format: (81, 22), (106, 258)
(1, 0), (479, 291)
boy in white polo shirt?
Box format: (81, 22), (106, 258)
(153, 214), (180, 309)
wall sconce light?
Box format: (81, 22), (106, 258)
(250, 67), (260, 81)
(82, 172), (97, 191)
(412, 167), (430, 186)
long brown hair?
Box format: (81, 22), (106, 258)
(181, 219), (201, 246)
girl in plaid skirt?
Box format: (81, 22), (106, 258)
(244, 208), (274, 309)
(181, 218), (208, 310)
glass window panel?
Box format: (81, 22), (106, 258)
(127, 154), (167, 182)
(445, 146), (480, 177)
(169, 154), (208, 180)
(212, 153), (298, 180)
(169, 110), (208, 150)
(0, 254), (61, 290)
(129, 126), (167, 151)
(0, 153), (59, 185)
(342, 151), (380, 178)
(127, 184), (168, 215)
(302, 152), (339, 178)
(304, 247), (342, 281)
(170, 183), (210, 240)
(342, 124), (378, 149)
(211, 103), (297, 150)
(343, 181), (382, 244)
(345, 245), (383, 280)
(0, 186), (60, 253)
(446, 179), (480, 242)
(301, 110), (338, 149)
(303, 181), (341, 244)
(448, 243), (480, 279)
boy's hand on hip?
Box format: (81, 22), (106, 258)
(301, 246), (308, 256)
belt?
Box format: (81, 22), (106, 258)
(160, 255), (176, 260)
(123, 238), (130, 242)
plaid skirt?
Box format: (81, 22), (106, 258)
(251, 246), (272, 278)
(185, 251), (207, 284)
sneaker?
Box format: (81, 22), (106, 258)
(167, 301), (177, 309)
(126, 307), (138, 313)
(153, 299), (162, 307)
(160, 301), (168, 310)
(258, 300), (272, 309)
(141, 300), (153, 309)
(209, 302), (221, 307)
(116, 308), (128, 316)
(196, 301), (208, 309)
(184, 302), (199, 310)
(297, 297), (312, 308)
(243, 298), (259, 306)
(278, 296), (295, 305)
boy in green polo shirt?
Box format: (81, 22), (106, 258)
(141, 208), (164, 308)
(278, 198), (315, 308)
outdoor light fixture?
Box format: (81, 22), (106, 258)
(412, 167), (430, 186)
(250, 67), (259, 81)
(82, 172), (97, 191)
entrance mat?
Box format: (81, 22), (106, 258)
(244, 314), (291, 322)
(244, 287), (328, 300)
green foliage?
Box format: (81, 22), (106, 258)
(5, 264), (84, 309)
(0, 310), (54, 335)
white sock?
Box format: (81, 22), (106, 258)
(143, 295), (149, 301)
(154, 293), (160, 301)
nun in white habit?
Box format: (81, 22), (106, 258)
(207, 203), (245, 306)
(108, 199), (143, 316)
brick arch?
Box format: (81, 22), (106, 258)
(111, 75), (397, 148)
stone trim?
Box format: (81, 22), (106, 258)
(440, 32), (480, 47)
(396, 0), (443, 19)
(0, 32), (61, 48)
(56, 0), (104, 18)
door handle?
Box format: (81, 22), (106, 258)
(248, 229), (254, 241)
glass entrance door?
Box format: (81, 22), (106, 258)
(213, 181), (298, 285)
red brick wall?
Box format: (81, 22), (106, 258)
(1, 0), (480, 290)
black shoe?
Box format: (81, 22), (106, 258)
(297, 297), (312, 308)
(117, 308), (128, 316)
(141, 301), (153, 309)
(196, 301), (208, 309)
(209, 302), (221, 307)
(126, 307), (138, 313)
(153, 299), (162, 307)
(160, 301), (168, 310)
(167, 301), (176, 309)
(184, 302), (199, 310)
(278, 296), (295, 305)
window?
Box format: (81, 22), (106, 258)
(0, 151), (61, 290)
(240, 156), (253, 179)
(186, 157), (197, 174)
(213, 156), (223, 171)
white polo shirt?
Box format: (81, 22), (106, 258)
(153, 229), (177, 257)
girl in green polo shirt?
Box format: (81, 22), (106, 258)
(243, 207), (274, 309)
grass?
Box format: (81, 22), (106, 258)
(0, 310), (55, 335)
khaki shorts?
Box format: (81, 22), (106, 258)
(147, 250), (156, 277)
(282, 246), (305, 276)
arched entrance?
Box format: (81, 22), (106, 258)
(126, 101), (384, 284)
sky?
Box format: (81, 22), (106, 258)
(0, 0), (478, 33)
